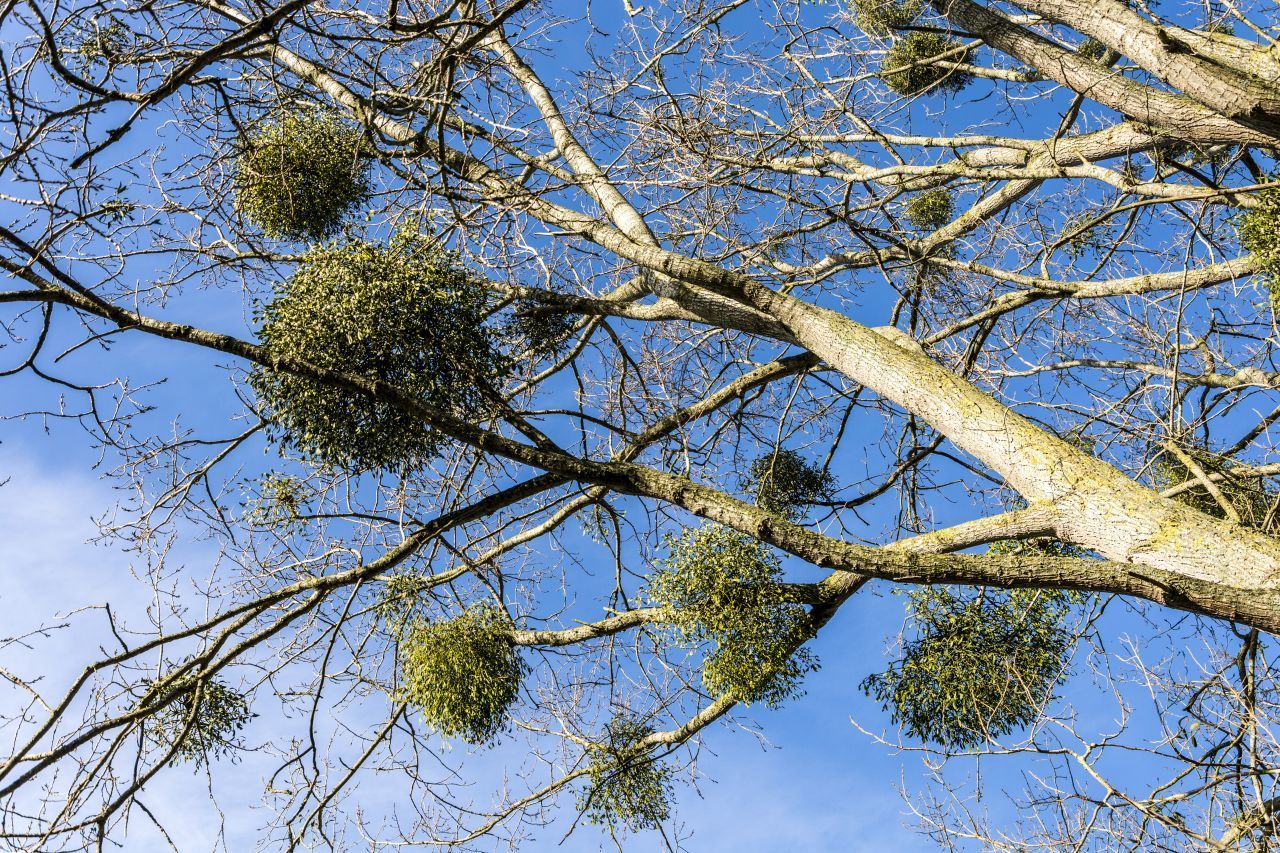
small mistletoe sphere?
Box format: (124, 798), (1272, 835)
(883, 32), (972, 97)
(399, 604), (526, 745)
(74, 19), (130, 69)
(234, 108), (371, 240)
(860, 585), (1075, 749)
(1152, 441), (1276, 528)
(851, 0), (922, 37)
(905, 189), (954, 231)
(743, 448), (834, 517)
(251, 231), (509, 472)
(649, 524), (817, 707)
(1075, 37), (1110, 63)
(578, 714), (673, 831)
(142, 673), (253, 767)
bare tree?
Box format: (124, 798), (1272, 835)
(4, 0), (1280, 848)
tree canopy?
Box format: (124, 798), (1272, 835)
(5, 0), (1280, 848)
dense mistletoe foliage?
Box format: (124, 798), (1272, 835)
(1153, 442), (1278, 530)
(251, 231), (507, 472)
(233, 109), (370, 240)
(861, 580), (1076, 749)
(882, 31), (972, 97)
(578, 715), (674, 832)
(743, 448), (834, 518)
(398, 604), (526, 745)
(905, 189), (954, 231)
(1239, 182), (1280, 313)
(649, 525), (816, 707)
(142, 674), (254, 767)
(850, 0), (921, 35)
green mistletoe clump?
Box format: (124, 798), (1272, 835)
(744, 448), (834, 518)
(399, 604), (526, 745)
(851, 0), (922, 36)
(251, 231), (508, 472)
(73, 19), (130, 70)
(142, 672), (253, 767)
(649, 525), (816, 707)
(245, 472), (305, 530)
(234, 108), (370, 240)
(1152, 442), (1276, 530)
(862, 582), (1075, 749)
(905, 189), (954, 231)
(578, 714), (673, 832)
(1238, 181), (1280, 314)
(883, 32), (972, 97)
